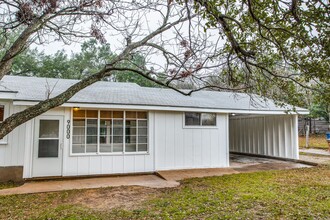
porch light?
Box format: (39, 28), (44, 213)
(73, 107), (80, 111)
(231, 113), (236, 116)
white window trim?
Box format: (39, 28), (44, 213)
(0, 102), (9, 145)
(69, 109), (149, 156)
(183, 112), (218, 129)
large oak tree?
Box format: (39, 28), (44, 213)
(0, 0), (329, 138)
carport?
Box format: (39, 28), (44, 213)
(229, 114), (300, 159)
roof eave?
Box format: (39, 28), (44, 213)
(0, 91), (18, 99)
(12, 100), (308, 115)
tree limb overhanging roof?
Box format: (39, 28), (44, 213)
(0, 75), (308, 114)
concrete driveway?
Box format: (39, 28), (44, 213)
(0, 154), (311, 196)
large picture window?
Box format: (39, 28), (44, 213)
(72, 110), (148, 154)
(185, 112), (216, 126)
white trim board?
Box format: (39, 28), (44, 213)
(12, 101), (309, 115)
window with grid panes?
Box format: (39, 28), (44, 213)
(72, 110), (147, 154)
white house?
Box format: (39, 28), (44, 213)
(0, 75), (308, 181)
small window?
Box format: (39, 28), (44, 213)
(185, 112), (216, 126)
(185, 112), (201, 126)
(201, 113), (216, 126)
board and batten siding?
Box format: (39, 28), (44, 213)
(154, 112), (229, 170)
(229, 115), (299, 159)
(0, 101), (28, 167)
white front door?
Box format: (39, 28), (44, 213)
(32, 116), (64, 177)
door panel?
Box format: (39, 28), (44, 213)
(32, 116), (63, 177)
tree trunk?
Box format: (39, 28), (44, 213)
(0, 19), (45, 78)
(0, 68), (110, 139)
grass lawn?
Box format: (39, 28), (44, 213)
(299, 134), (329, 149)
(0, 165), (329, 219)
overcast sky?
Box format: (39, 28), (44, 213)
(30, 2), (223, 74)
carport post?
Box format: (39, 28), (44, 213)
(305, 125), (309, 148)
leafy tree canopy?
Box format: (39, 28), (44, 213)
(190, 0), (329, 116)
(4, 38), (158, 87)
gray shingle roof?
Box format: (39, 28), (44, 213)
(0, 75), (308, 113)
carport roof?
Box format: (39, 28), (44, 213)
(0, 75), (308, 114)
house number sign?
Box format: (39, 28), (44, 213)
(66, 120), (71, 139)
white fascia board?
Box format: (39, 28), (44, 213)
(12, 100), (309, 115)
(0, 92), (17, 99)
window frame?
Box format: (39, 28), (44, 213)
(70, 109), (149, 156)
(183, 112), (217, 129)
(0, 102), (9, 145)
(37, 119), (60, 158)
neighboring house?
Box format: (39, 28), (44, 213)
(0, 76), (308, 182)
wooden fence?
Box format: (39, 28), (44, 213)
(298, 117), (330, 135)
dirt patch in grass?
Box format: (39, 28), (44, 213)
(0, 185), (160, 219)
(68, 186), (160, 211)
(299, 134), (329, 149)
